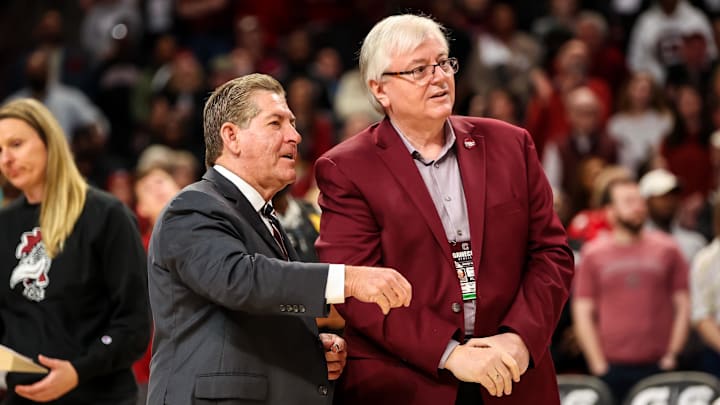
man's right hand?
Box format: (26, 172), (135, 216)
(344, 266), (412, 315)
(444, 344), (520, 397)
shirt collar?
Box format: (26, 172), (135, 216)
(391, 119), (456, 163)
(213, 164), (268, 213)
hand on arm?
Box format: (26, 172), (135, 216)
(15, 355), (78, 402)
(320, 333), (347, 381)
(344, 265), (412, 315)
(444, 344), (520, 397)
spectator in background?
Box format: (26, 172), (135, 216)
(131, 157), (180, 405)
(627, 0), (717, 83)
(573, 10), (628, 92)
(566, 164), (633, 250)
(666, 31), (718, 97)
(639, 168), (707, 262)
(662, 84), (714, 199)
(690, 196), (720, 377)
(5, 47), (109, 142)
(465, 2), (541, 108)
(80, 0), (142, 66)
(286, 75), (335, 198)
(0, 98), (149, 404)
(525, 39), (612, 157)
(607, 71), (673, 177)
(573, 178), (690, 403)
(542, 86), (618, 219)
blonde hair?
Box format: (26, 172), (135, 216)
(0, 98), (87, 258)
(203, 73), (285, 167)
(359, 14), (449, 113)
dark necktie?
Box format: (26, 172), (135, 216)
(261, 204), (289, 260)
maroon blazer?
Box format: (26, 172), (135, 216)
(315, 116), (574, 405)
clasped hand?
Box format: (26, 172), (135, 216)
(445, 333), (530, 397)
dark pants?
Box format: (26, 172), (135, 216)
(701, 348), (720, 378)
(456, 382), (485, 405)
(601, 363), (661, 404)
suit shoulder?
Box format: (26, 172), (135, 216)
(321, 122), (379, 161)
(452, 116), (529, 146)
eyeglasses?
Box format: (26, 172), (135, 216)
(382, 57), (459, 82)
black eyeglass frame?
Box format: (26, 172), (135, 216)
(381, 57), (459, 81)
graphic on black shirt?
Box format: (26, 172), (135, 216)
(9, 227), (52, 302)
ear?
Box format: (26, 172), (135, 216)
(220, 122), (242, 157)
(368, 79), (391, 110)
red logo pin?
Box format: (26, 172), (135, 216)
(463, 137), (476, 149)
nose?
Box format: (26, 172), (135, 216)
(287, 125), (302, 144)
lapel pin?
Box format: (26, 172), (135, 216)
(463, 137), (476, 149)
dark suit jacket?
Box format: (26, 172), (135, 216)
(147, 168), (334, 405)
(315, 116), (574, 405)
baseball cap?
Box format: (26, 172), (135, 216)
(638, 168), (680, 198)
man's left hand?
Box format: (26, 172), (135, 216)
(320, 333), (347, 380)
(468, 333), (530, 376)
(14, 355), (78, 402)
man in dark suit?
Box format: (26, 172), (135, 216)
(147, 73), (412, 405)
(315, 14), (574, 405)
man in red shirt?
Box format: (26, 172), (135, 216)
(573, 178), (690, 403)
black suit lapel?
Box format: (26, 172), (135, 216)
(203, 168), (289, 260)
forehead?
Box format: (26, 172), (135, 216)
(390, 36), (448, 64)
(252, 90), (292, 118)
(0, 117), (39, 139)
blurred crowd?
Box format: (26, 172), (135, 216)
(3, 0), (720, 403)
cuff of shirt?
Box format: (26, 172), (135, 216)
(325, 264), (345, 304)
(438, 339), (461, 369)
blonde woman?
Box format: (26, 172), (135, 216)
(0, 98), (149, 404)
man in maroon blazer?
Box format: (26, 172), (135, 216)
(315, 14), (575, 405)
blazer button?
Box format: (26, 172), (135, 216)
(299, 305), (306, 313)
(280, 305), (286, 312)
(451, 302), (462, 313)
(293, 305), (299, 312)
(318, 385), (328, 396)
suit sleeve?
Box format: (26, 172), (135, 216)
(315, 156), (460, 377)
(499, 131), (575, 365)
(72, 200), (151, 383)
(153, 191), (330, 317)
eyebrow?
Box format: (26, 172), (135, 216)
(407, 53), (450, 66)
(265, 113), (296, 123)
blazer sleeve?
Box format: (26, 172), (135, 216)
(72, 200), (151, 383)
(315, 156), (460, 378)
(499, 131), (575, 365)
(153, 190), (330, 317)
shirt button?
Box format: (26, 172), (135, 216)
(434, 163), (440, 169)
(318, 385), (328, 396)
(457, 230), (463, 236)
(451, 302), (462, 313)
(444, 196), (452, 201)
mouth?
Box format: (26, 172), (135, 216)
(280, 152), (295, 161)
(430, 90), (449, 99)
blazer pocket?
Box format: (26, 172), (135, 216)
(487, 198), (523, 216)
(194, 373), (268, 401)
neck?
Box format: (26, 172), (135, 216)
(216, 159), (278, 202)
(24, 183), (45, 204)
(392, 118), (446, 160)
(613, 227), (641, 244)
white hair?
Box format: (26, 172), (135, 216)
(359, 14), (449, 113)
